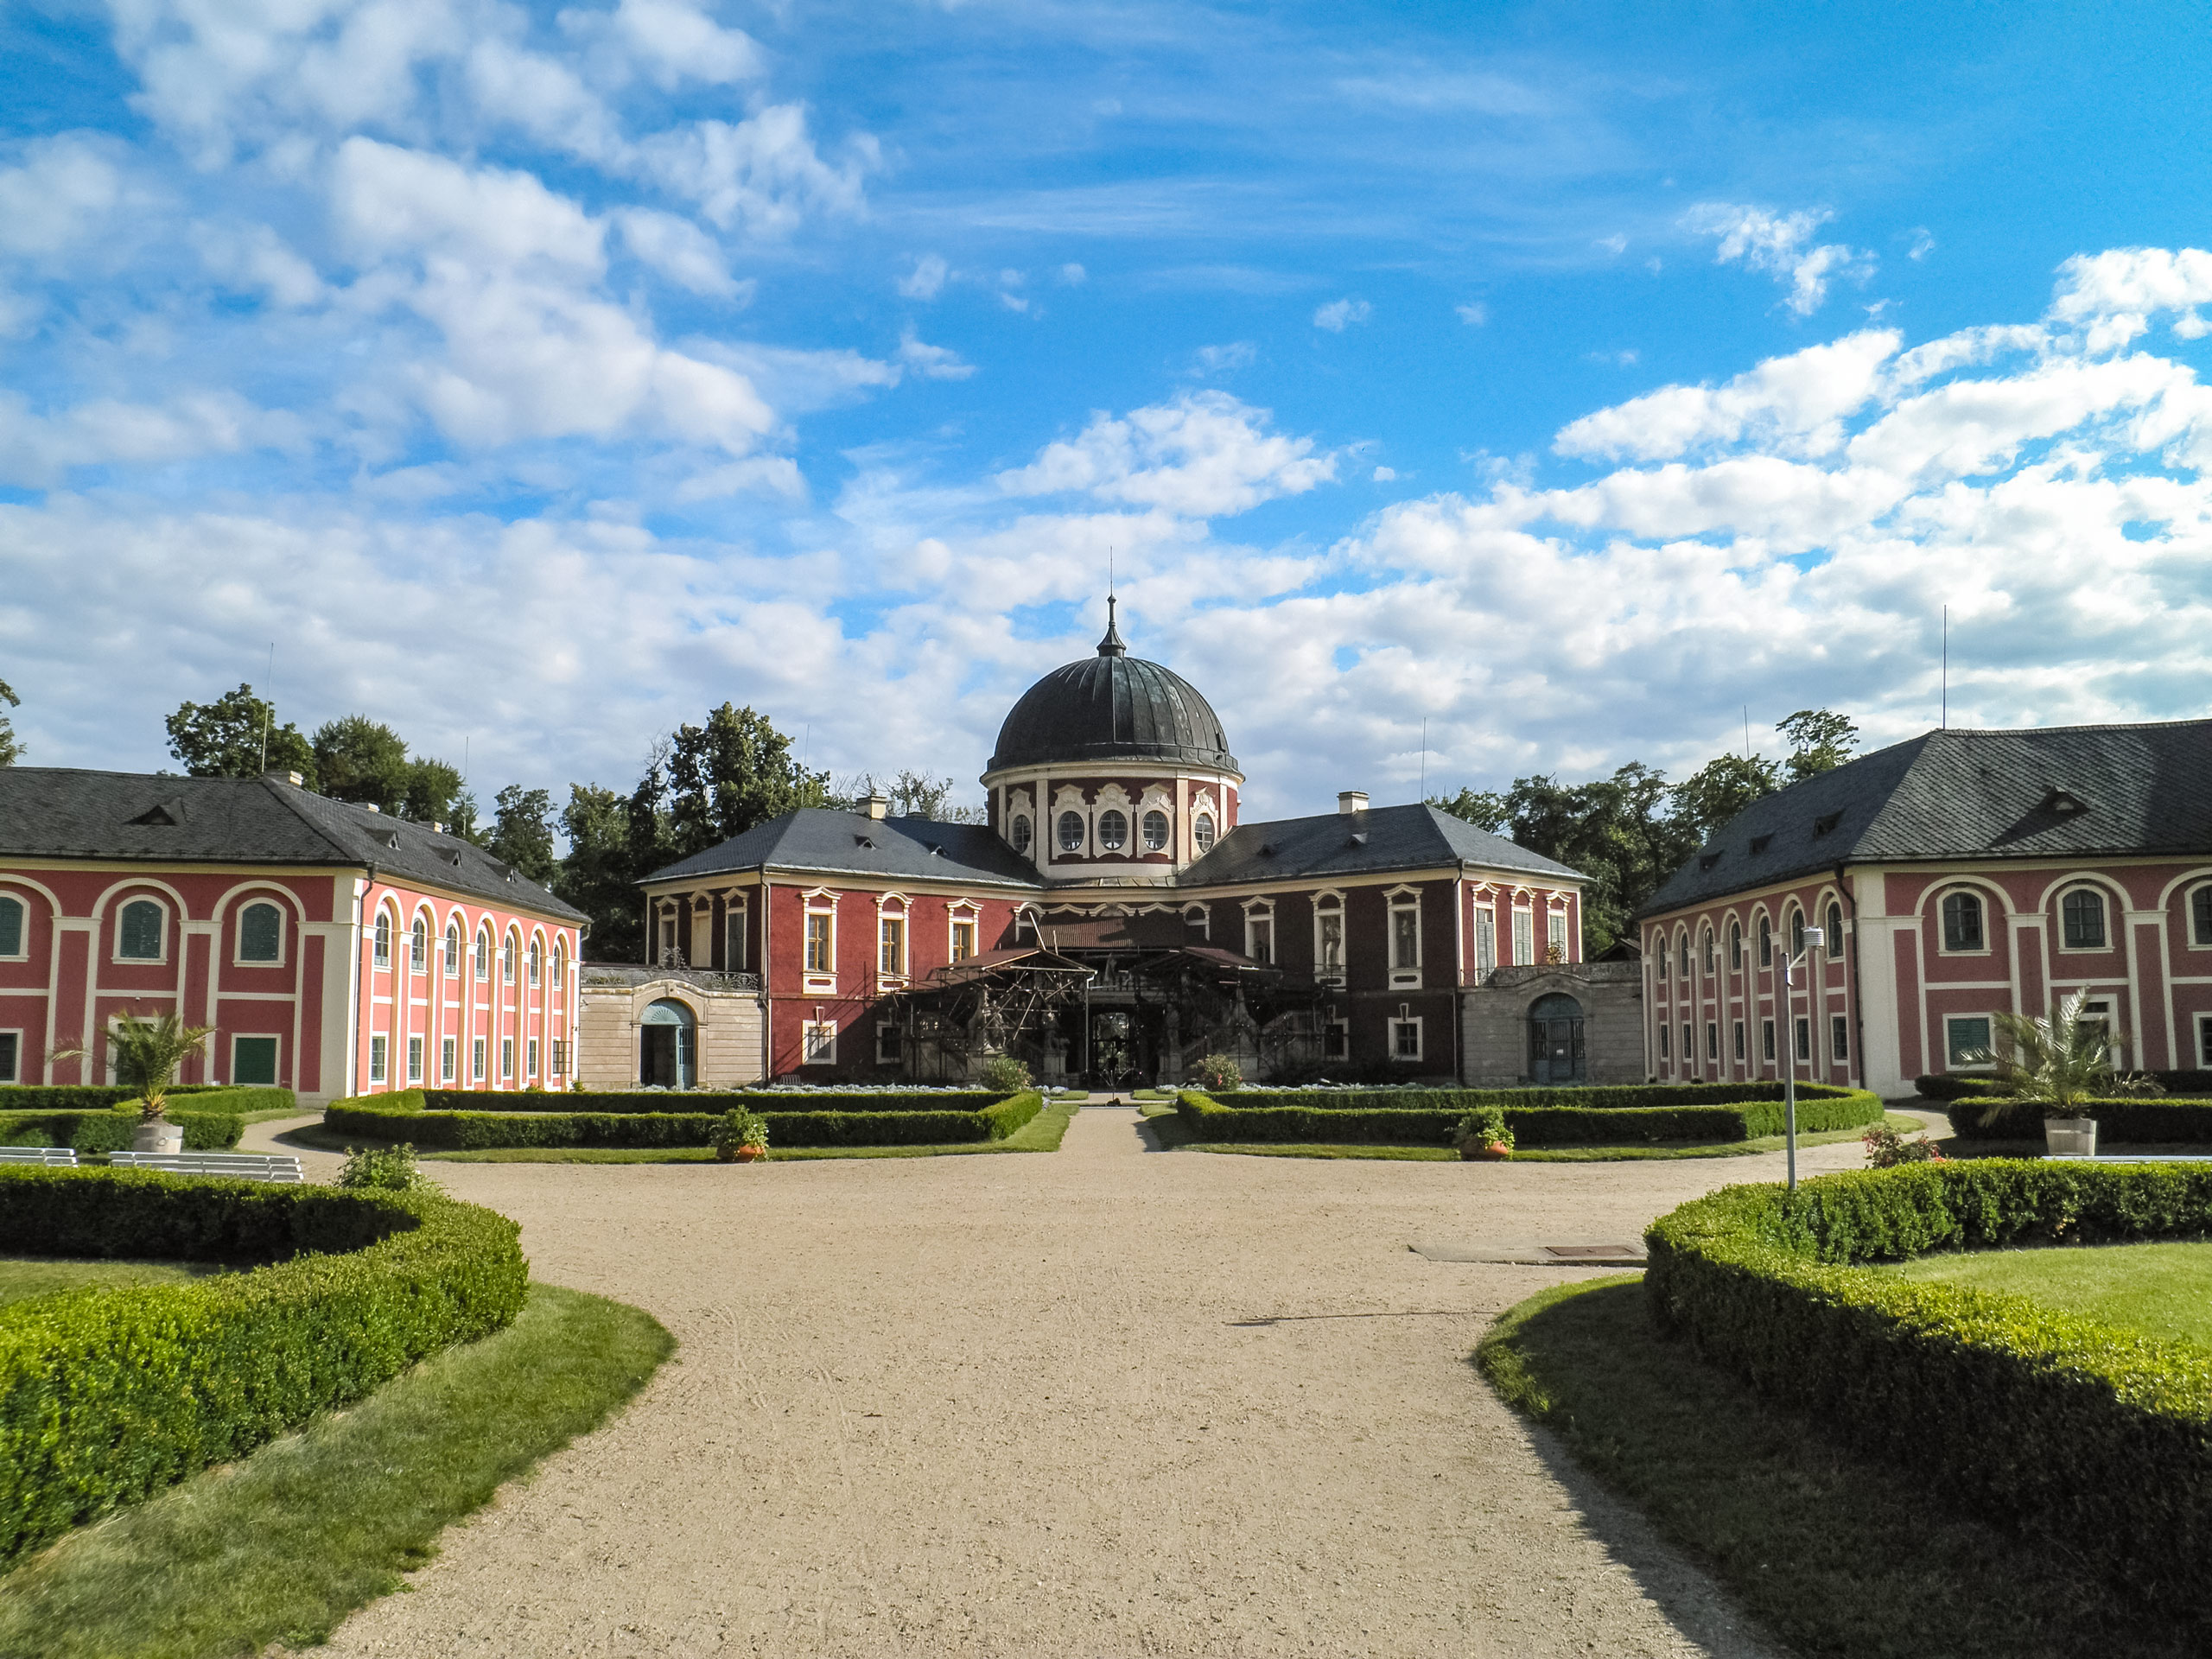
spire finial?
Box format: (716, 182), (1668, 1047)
(1096, 592), (1127, 657)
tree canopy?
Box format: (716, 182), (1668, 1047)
(0, 677), (19, 768)
(165, 684), (317, 784)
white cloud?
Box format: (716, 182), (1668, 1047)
(2048, 246), (2212, 352)
(0, 391), (301, 487)
(996, 391), (1338, 517)
(1455, 302), (1487, 326)
(1313, 297), (1371, 332)
(0, 135), (127, 260)
(612, 207), (739, 296)
(1372, 465), (1396, 481)
(898, 253), (949, 301)
(1682, 202), (1875, 316)
(193, 222), (326, 308)
(1909, 227), (1936, 261)
(636, 105), (874, 236)
(1190, 341), (1257, 375)
(897, 327), (976, 380)
(1058, 263), (1087, 285)
(586, 0), (764, 88)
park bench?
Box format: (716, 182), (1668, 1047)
(106, 1151), (305, 1183)
(0, 1147), (79, 1166)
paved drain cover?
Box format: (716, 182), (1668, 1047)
(1545, 1243), (1642, 1258)
(1410, 1240), (1649, 1266)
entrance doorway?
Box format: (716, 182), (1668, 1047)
(639, 998), (696, 1089)
(1528, 993), (1586, 1084)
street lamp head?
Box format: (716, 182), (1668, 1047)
(1802, 926), (1825, 951)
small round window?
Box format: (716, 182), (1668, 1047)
(1097, 810), (1128, 851)
(1142, 809), (1169, 850)
(1193, 812), (1217, 854)
(1057, 810), (1086, 852)
(1011, 814), (1032, 854)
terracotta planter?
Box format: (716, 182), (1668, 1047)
(133, 1119), (184, 1154)
(735, 1145), (766, 1163)
(2044, 1116), (2098, 1157)
(1457, 1138), (1513, 1162)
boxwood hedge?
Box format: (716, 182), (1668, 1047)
(1917, 1070), (2212, 1102)
(324, 1088), (1044, 1149)
(1175, 1082), (1884, 1147)
(1643, 1160), (2212, 1605)
(0, 1107), (247, 1153)
(0, 1084), (292, 1113)
(417, 1088), (1007, 1116)
(1942, 1096), (2212, 1142)
(0, 1166), (527, 1564)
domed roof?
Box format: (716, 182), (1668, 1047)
(988, 601), (1239, 775)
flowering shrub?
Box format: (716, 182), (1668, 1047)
(1862, 1124), (1946, 1167)
(712, 1108), (770, 1159)
(1194, 1052), (1243, 1093)
(338, 1142), (429, 1190)
(1453, 1106), (1516, 1151)
(978, 1054), (1032, 1093)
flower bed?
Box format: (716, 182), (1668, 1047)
(0, 1166), (527, 1564)
(1174, 1083), (1883, 1147)
(1643, 1160), (2212, 1605)
(325, 1089), (1043, 1149)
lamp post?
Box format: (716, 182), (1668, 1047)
(1783, 925), (1825, 1191)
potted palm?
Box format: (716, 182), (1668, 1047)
(55, 1009), (213, 1154)
(1973, 990), (2119, 1156)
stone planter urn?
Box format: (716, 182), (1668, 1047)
(2044, 1116), (2099, 1157)
(133, 1118), (185, 1154)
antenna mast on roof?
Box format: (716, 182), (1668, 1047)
(259, 642), (275, 772)
(1420, 715), (1427, 798)
(1942, 606), (1949, 729)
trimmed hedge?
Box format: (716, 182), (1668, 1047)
(1643, 1161), (2212, 1605)
(1916, 1070), (2212, 1102)
(1176, 1083), (1884, 1147)
(0, 1166), (527, 1564)
(417, 1088), (1007, 1116)
(1945, 1096), (2212, 1142)
(0, 1084), (291, 1113)
(324, 1089), (1045, 1150)
(0, 1108), (246, 1153)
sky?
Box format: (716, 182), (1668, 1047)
(7, 0), (2212, 821)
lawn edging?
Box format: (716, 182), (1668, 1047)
(1643, 1160), (2212, 1607)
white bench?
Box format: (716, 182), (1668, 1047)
(107, 1151), (305, 1183)
(0, 1147), (79, 1166)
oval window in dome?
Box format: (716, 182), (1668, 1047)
(1194, 812), (1216, 854)
(1011, 814), (1032, 854)
(1058, 810), (1086, 853)
(1141, 809), (1169, 850)
(1098, 810), (1128, 851)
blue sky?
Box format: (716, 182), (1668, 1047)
(7, 0), (2212, 817)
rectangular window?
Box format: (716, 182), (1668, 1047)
(500, 1038), (514, 1079)
(2195, 887), (2212, 947)
(805, 912), (833, 975)
(232, 1035), (278, 1086)
(951, 918), (976, 962)
(1548, 911), (1567, 962)
(239, 904), (282, 963)
(527, 1038), (539, 1078)
(551, 1039), (565, 1077)
(441, 1035), (457, 1083)
(1248, 917), (1274, 964)
(876, 1020), (901, 1065)
(1322, 1018), (1349, 1061)
(725, 910), (747, 974)
(1474, 910), (1495, 976)
(1946, 1015), (1993, 1070)
(1706, 1021), (1719, 1060)
(2200, 1014), (2212, 1068)
(0, 1031), (15, 1082)
(407, 1035), (423, 1084)
(369, 1034), (388, 1084)
(372, 916), (391, 968)
(471, 1037), (486, 1082)
(1762, 1019), (1777, 1063)
(1831, 1013), (1850, 1062)
(1681, 1024), (1693, 1070)
(1318, 912), (1344, 976)
(803, 1020), (837, 1065)
(0, 896), (21, 957)
(1512, 909), (1534, 968)
(1389, 1018), (1422, 1061)
(410, 925), (427, 972)
(1657, 1022), (1670, 1059)
(1795, 1017), (1812, 1063)
(1732, 1020), (1745, 1061)
(880, 916), (905, 977)
(1392, 907), (1419, 970)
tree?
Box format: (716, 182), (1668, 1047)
(556, 784), (642, 962)
(1974, 990), (2121, 1120)
(869, 769), (987, 823)
(54, 1008), (213, 1120)
(165, 684), (316, 784)
(0, 677), (18, 767)
(488, 785), (556, 885)
(661, 703), (832, 860)
(1670, 752), (1783, 845)
(1777, 708), (1859, 781)
(312, 715), (411, 810)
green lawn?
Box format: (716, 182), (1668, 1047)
(315, 1097), (1086, 1164)
(0, 1255), (225, 1308)
(0, 1281), (671, 1659)
(1880, 1240), (2212, 1349)
(1477, 1276), (2201, 1658)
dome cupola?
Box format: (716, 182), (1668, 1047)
(986, 601), (1239, 776)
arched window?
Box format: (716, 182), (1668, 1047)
(2063, 887), (2107, 949)
(1678, 932), (1689, 976)
(528, 938), (542, 986)
(474, 929), (490, 979)
(1654, 933), (1668, 979)
(2194, 885), (2212, 947)
(1057, 810), (1085, 853)
(1097, 810), (1128, 851)
(411, 917), (429, 972)
(1193, 812), (1217, 854)
(501, 934), (517, 983)
(238, 901), (282, 963)
(552, 941), (566, 988)
(1788, 906), (1805, 957)
(1758, 916), (1772, 967)
(1728, 919), (1742, 969)
(1010, 814), (1032, 855)
(1942, 890), (1984, 952)
(0, 894), (22, 957)
(1827, 901), (1845, 952)
(372, 912), (391, 967)
(118, 899), (164, 960)
(446, 922), (461, 976)
(1142, 809), (1169, 851)
(1701, 927), (1715, 973)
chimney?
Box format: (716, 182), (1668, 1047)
(365, 804), (380, 814)
(1338, 791), (1369, 815)
(264, 767), (303, 787)
(431, 821), (447, 836)
(865, 791), (889, 821)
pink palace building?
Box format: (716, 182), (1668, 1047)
(0, 767), (584, 1105)
(1638, 720), (2212, 1098)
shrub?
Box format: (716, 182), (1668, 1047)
(1918, 1069), (2212, 1103)
(711, 1109), (769, 1159)
(413, 1088), (1005, 1116)
(1193, 1053), (1243, 1093)
(977, 1055), (1031, 1093)
(338, 1143), (429, 1191)
(1175, 1084), (1882, 1147)
(0, 1166), (525, 1564)
(0, 1109), (246, 1154)
(1860, 1123), (1944, 1167)
(324, 1089), (1045, 1150)
(1453, 1106), (1514, 1152)
(1643, 1160), (2212, 1605)
(1946, 1096), (2212, 1142)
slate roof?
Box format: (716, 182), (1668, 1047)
(1641, 718), (2212, 917)
(987, 604), (1238, 774)
(0, 767), (585, 922)
(1178, 803), (1584, 887)
(645, 809), (1048, 889)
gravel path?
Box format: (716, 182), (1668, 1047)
(262, 1107), (1899, 1658)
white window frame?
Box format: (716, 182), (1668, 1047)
(1656, 1022), (1670, 1060)
(949, 902), (979, 964)
(1387, 1014), (1423, 1064)
(1183, 903), (1210, 941)
(501, 933), (517, 985)
(803, 1020), (838, 1065)
(236, 899), (285, 967)
(1681, 1023), (1693, 1074)
(441, 1034), (457, 1083)
(1795, 1016), (1813, 1064)
(1831, 1012), (1850, 1063)
(1511, 906), (1534, 971)
(527, 1037), (539, 1078)
(1010, 813), (1033, 855)
(410, 916), (429, 974)
(724, 902), (748, 975)
(2058, 886), (2111, 952)
(551, 1039), (566, 1077)
(407, 1034), (424, 1083)
(1313, 892), (1346, 985)
(1056, 810), (1087, 855)
(1243, 899), (1276, 966)
(877, 897), (908, 985)
(2198, 1013), (2212, 1068)
(0, 893), (24, 961)
(2190, 884), (2212, 950)
(803, 891), (838, 990)
(371, 911), (391, 969)
(369, 1033), (388, 1084)
(115, 898), (168, 964)
(1321, 1014), (1349, 1062)
(0, 1028), (17, 1083)
(1387, 887), (1423, 988)
(228, 1033), (279, 1086)
(474, 930), (490, 980)
(1706, 1020), (1719, 1062)
(1192, 810), (1217, 855)
(1728, 918), (1743, 971)
(1550, 907), (1570, 963)
(1938, 887), (1991, 956)
(1474, 906), (1496, 978)
(1732, 1019), (1745, 1063)
(528, 938), (543, 987)
(1762, 1018), (1777, 1064)
(445, 922), (462, 977)
(1096, 807), (1129, 853)
(552, 940), (566, 988)
(471, 1035), (486, 1082)
(1944, 1014), (1995, 1071)
(500, 1036), (515, 1079)
(1141, 807), (1170, 853)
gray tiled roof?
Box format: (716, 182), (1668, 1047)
(0, 767), (584, 922)
(645, 809), (1048, 888)
(1179, 803), (1583, 887)
(1641, 718), (2212, 917)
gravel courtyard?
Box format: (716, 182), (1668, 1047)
(291, 1105), (1885, 1658)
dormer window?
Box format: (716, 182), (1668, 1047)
(1813, 811), (1842, 837)
(1749, 834), (1772, 854)
(1699, 852), (1722, 871)
(2044, 787), (2088, 816)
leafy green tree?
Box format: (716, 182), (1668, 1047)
(488, 785), (557, 885)
(1671, 752), (1783, 845)
(1777, 708), (1860, 781)
(165, 684), (316, 784)
(312, 715), (412, 810)
(398, 757), (467, 826)
(1427, 786), (1508, 832)
(0, 677), (19, 767)
(662, 703), (832, 860)
(556, 784), (642, 961)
